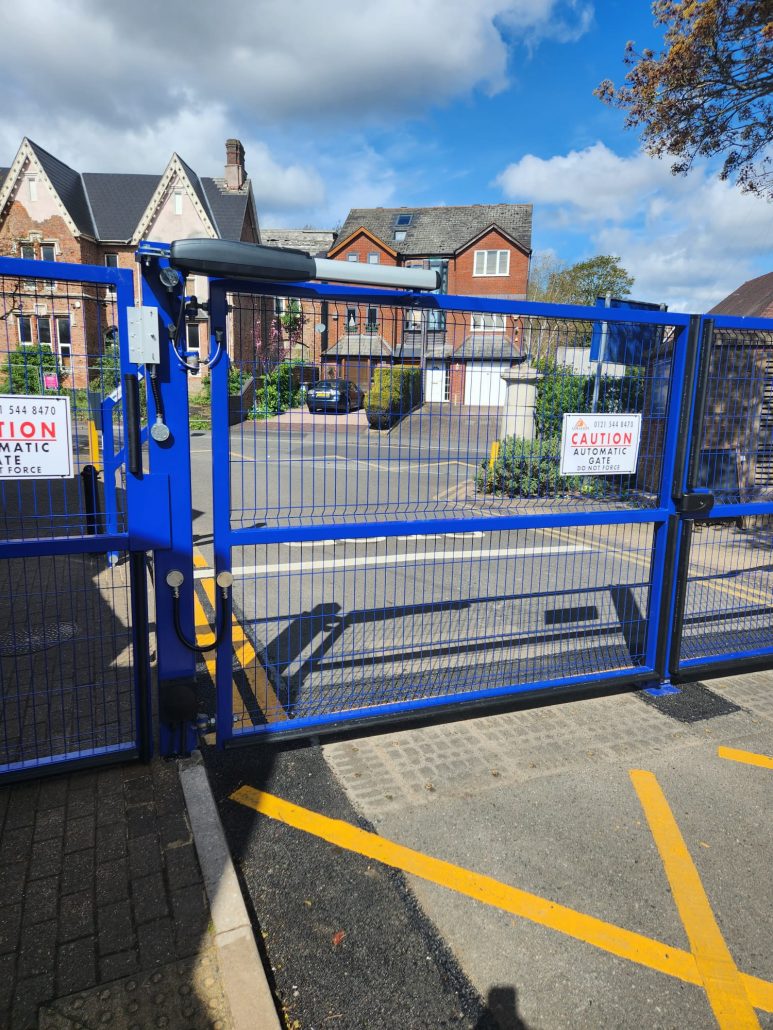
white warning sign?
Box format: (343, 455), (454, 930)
(560, 413), (642, 476)
(0, 395), (74, 479)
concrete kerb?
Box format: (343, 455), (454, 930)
(178, 750), (281, 1030)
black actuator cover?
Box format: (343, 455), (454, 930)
(169, 238), (316, 282)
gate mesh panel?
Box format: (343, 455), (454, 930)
(1, 272), (127, 539)
(226, 523), (654, 728)
(0, 552), (136, 770)
(224, 292), (682, 528)
(679, 519), (773, 663)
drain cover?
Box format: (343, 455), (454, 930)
(0, 622), (79, 657)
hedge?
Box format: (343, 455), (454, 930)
(365, 365), (421, 412)
(534, 358), (645, 438)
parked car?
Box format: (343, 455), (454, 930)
(306, 379), (364, 413)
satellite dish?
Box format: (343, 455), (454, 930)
(315, 322), (326, 334)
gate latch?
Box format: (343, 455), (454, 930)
(675, 492), (715, 517)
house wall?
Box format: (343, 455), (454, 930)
(449, 228), (529, 299)
(332, 232), (397, 266)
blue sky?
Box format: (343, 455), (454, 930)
(2, 0), (771, 310)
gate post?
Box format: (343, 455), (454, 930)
(139, 252), (198, 756)
(644, 314), (704, 689)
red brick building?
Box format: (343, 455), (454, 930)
(323, 204), (532, 405)
(0, 137), (260, 386)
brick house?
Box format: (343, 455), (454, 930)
(0, 137), (260, 386)
(322, 205), (532, 405)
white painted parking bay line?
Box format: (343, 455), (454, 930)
(194, 544), (590, 580)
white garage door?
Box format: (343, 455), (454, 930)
(464, 364), (508, 406)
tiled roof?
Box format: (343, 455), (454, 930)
(262, 228), (335, 256)
(2, 139), (254, 244)
(81, 173), (159, 241)
(28, 140), (96, 236)
(708, 272), (773, 319)
(202, 179), (251, 241)
(326, 335), (391, 357)
(334, 205), (532, 257)
(452, 334), (524, 360)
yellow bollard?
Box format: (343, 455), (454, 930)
(489, 440), (500, 471)
(87, 418), (102, 472)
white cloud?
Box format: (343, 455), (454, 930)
(497, 143), (773, 310)
(1, 1), (591, 166)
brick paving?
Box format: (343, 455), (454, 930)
(0, 760), (216, 1030)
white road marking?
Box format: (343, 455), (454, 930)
(193, 544), (590, 580)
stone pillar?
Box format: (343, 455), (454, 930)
(499, 364), (542, 441)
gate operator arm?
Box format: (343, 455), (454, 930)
(168, 238), (441, 292)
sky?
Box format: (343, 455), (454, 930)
(2, 0), (771, 312)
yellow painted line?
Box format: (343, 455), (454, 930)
(630, 770), (761, 1028)
(542, 526), (771, 608)
(717, 747), (773, 771)
(193, 549), (286, 726)
(230, 786), (773, 1013)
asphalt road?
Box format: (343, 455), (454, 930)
(187, 420), (772, 1028)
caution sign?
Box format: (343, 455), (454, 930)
(0, 395), (74, 479)
(560, 413), (642, 476)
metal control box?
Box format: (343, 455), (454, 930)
(127, 307), (160, 365)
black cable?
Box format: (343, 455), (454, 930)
(148, 366), (164, 423)
(171, 588), (229, 654)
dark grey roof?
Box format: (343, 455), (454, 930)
(0, 168), (8, 189)
(263, 228), (334, 256)
(708, 272), (773, 319)
(201, 179), (251, 241)
(334, 205), (532, 257)
(81, 173), (159, 241)
(452, 334), (524, 360)
(394, 333), (450, 359)
(28, 140), (95, 236)
(326, 334), (391, 357)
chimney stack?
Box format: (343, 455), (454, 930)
(224, 139), (246, 190)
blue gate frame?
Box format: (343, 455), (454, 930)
(0, 255), (159, 777)
(183, 265), (770, 749)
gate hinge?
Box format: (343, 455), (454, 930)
(675, 492), (714, 517)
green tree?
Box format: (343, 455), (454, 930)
(531, 255), (635, 306)
(596, 0), (773, 196)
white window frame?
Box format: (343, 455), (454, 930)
(174, 191), (183, 215)
(20, 243), (35, 261)
(473, 249), (510, 277)
(367, 252), (380, 264)
(55, 316), (72, 350)
(347, 253), (359, 262)
(40, 243), (56, 262)
(28, 177), (38, 202)
(36, 316), (53, 348)
(471, 312), (507, 331)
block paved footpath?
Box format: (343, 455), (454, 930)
(0, 756), (279, 1030)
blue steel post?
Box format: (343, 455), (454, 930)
(643, 314), (701, 689)
(138, 253), (197, 756)
(208, 282), (234, 747)
(115, 270), (155, 757)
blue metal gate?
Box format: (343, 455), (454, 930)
(187, 263), (743, 747)
(668, 316), (773, 680)
(0, 256), (156, 777)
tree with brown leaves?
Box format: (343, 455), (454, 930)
(596, 1), (773, 197)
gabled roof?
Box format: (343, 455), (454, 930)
(1, 138), (257, 244)
(334, 205), (532, 258)
(327, 225), (397, 259)
(708, 272), (773, 319)
(453, 334), (524, 360)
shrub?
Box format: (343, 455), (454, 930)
(533, 359), (645, 438)
(251, 363), (303, 418)
(88, 344), (121, 395)
(365, 365), (421, 413)
(476, 435), (573, 498)
(0, 345), (68, 395)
